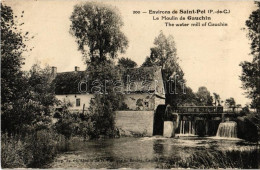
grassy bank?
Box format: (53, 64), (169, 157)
(1, 130), (71, 168)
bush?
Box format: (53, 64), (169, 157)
(54, 112), (94, 140)
(88, 95), (117, 138)
(25, 130), (57, 168)
(237, 113), (259, 142)
(1, 130), (68, 168)
(1, 133), (27, 168)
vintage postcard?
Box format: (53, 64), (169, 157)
(1, 0), (259, 169)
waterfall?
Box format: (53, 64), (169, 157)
(179, 120), (195, 135)
(216, 121), (237, 138)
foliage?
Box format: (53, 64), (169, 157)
(237, 113), (259, 142)
(0, 4), (63, 168)
(1, 4), (56, 135)
(195, 86), (213, 106)
(55, 91), (122, 139)
(1, 130), (68, 168)
(142, 31), (178, 70)
(117, 57), (137, 68)
(245, 2), (260, 56)
(53, 101), (94, 139)
(25, 130), (57, 168)
(1, 3), (29, 107)
(54, 113), (94, 140)
(88, 95), (116, 138)
(54, 114), (79, 139)
(87, 61), (124, 138)
(141, 31), (186, 107)
(239, 105), (250, 116)
(69, 1), (129, 138)
(28, 64), (58, 110)
(213, 93), (221, 106)
(225, 97), (236, 108)
(2, 64), (57, 135)
(240, 2), (260, 111)
(1, 133), (27, 168)
(244, 112), (260, 134)
(177, 87), (197, 106)
(70, 2), (128, 63)
(2, 97), (53, 135)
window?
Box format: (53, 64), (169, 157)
(76, 98), (80, 107)
(144, 101), (149, 108)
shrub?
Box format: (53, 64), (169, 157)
(88, 95), (117, 138)
(54, 115), (78, 139)
(54, 107), (95, 140)
(1, 133), (27, 168)
(25, 130), (57, 168)
(54, 132), (67, 152)
(1, 130), (68, 168)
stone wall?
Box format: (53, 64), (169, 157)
(115, 111), (154, 136)
(124, 94), (155, 111)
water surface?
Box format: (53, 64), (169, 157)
(49, 136), (259, 169)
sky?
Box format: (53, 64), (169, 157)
(3, 0), (257, 106)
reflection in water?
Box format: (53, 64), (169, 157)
(49, 136), (259, 169)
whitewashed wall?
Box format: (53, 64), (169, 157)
(56, 94), (94, 110)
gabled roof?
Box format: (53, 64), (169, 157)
(53, 66), (164, 95)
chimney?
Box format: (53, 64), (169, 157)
(51, 66), (57, 78)
(75, 66), (80, 71)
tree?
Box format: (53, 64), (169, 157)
(1, 4), (31, 134)
(178, 87), (198, 106)
(196, 87), (213, 106)
(28, 64), (58, 115)
(240, 2), (260, 112)
(213, 93), (221, 106)
(141, 31), (185, 107)
(142, 31), (182, 73)
(70, 2), (128, 63)
(0, 5), (54, 135)
(87, 61), (124, 138)
(2, 64), (57, 135)
(117, 57), (137, 68)
(225, 97), (236, 110)
(1, 3), (28, 108)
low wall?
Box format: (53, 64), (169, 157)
(115, 111), (154, 136)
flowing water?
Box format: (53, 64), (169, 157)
(216, 121), (237, 138)
(48, 136), (259, 169)
(178, 120), (196, 136)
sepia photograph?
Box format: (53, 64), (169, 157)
(1, 0), (260, 169)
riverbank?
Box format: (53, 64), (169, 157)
(1, 130), (85, 168)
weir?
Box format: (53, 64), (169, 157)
(155, 106), (240, 138)
(216, 121), (237, 138)
(179, 120), (195, 135)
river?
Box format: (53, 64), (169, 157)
(48, 136), (259, 169)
